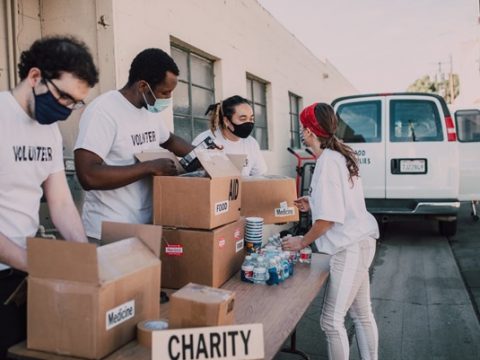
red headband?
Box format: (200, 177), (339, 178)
(300, 103), (330, 138)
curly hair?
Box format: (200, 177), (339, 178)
(127, 48), (179, 88)
(18, 35), (98, 87)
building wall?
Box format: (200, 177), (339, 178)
(1, 0), (357, 176)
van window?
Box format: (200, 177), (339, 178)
(455, 109), (480, 142)
(336, 101), (381, 143)
(390, 100), (443, 142)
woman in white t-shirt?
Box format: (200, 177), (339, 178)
(192, 95), (267, 176)
(282, 103), (379, 360)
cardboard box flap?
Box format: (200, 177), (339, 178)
(97, 237), (160, 283)
(196, 150), (240, 178)
(27, 238), (98, 283)
(173, 283), (234, 304)
(135, 150), (185, 174)
(226, 154), (247, 172)
(101, 221), (162, 257)
(242, 174), (291, 181)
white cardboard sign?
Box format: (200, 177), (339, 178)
(152, 323), (264, 360)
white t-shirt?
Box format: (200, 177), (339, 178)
(74, 90), (171, 239)
(0, 91), (64, 271)
(192, 129), (267, 176)
(309, 149), (379, 255)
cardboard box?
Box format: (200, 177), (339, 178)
(241, 175), (300, 224)
(169, 283), (235, 329)
(136, 150), (242, 230)
(134, 149), (185, 175)
(161, 218), (246, 289)
(27, 224), (162, 359)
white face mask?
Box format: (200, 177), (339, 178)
(142, 83), (171, 113)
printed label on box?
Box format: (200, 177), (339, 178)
(219, 238), (226, 248)
(166, 244), (183, 256)
(106, 300), (135, 330)
(274, 207), (295, 217)
(236, 238), (245, 253)
(234, 228), (241, 240)
(215, 200), (229, 215)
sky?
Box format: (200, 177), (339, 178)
(257, 0), (479, 93)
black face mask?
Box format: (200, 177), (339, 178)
(33, 87), (72, 125)
(229, 122), (254, 138)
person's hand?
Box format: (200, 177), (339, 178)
(294, 197), (310, 212)
(148, 158), (177, 176)
(281, 236), (305, 252)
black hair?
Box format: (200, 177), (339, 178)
(127, 48), (179, 88)
(18, 35), (98, 87)
(205, 95), (251, 132)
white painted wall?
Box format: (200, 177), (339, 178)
(1, 0), (357, 176)
(109, 0), (357, 175)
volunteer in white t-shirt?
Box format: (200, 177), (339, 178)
(282, 103), (379, 360)
(192, 95), (267, 176)
(0, 36), (98, 359)
(74, 48), (194, 242)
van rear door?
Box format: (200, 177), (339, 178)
(454, 108), (480, 201)
(385, 95), (459, 199)
(334, 96), (386, 198)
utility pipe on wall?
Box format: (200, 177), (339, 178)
(5, 0), (18, 89)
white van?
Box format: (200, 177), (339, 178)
(331, 93), (471, 236)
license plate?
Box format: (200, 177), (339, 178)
(400, 159), (426, 173)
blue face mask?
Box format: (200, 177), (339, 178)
(142, 83), (171, 113)
(33, 87), (72, 125)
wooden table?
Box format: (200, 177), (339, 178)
(8, 254), (330, 360)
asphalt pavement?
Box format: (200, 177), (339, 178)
(274, 202), (480, 360)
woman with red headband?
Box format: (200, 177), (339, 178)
(282, 103), (379, 360)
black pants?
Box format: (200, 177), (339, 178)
(0, 269), (27, 360)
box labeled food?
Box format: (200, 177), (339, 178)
(137, 149), (241, 230)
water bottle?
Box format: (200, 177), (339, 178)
(285, 251), (295, 276)
(253, 256), (268, 285)
(299, 246), (312, 264)
(281, 253), (290, 280)
(274, 255), (284, 282)
(240, 256), (254, 283)
(266, 259), (279, 286)
(179, 136), (219, 172)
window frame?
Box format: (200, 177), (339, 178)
(336, 100), (382, 143)
(455, 109), (480, 143)
(289, 92), (302, 148)
(389, 99), (444, 143)
(171, 44), (215, 142)
(246, 75), (269, 150)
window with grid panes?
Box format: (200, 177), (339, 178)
(170, 45), (215, 143)
(246, 76), (268, 149)
(289, 92), (302, 148)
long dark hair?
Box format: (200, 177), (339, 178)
(314, 103), (359, 182)
(204, 95), (251, 133)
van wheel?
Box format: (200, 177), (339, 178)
(439, 220), (457, 237)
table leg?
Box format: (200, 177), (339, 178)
(280, 328), (310, 359)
